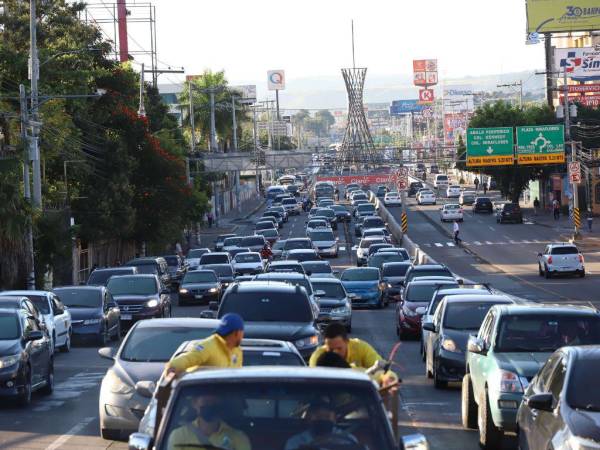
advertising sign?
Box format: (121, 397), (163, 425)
(561, 93), (600, 107)
(466, 127), (514, 166)
(516, 125), (565, 164)
(390, 99), (426, 115)
(568, 83), (600, 93)
(267, 70), (286, 90)
(527, 0), (600, 33)
(569, 162), (582, 183)
(316, 174), (399, 186)
(444, 113), (470, 145)
(413, 59), (438, 87)
(230, 85), (257, 104)
(443, 85), (475, 111)
(555, 47), (600, 81)
(419, 89), (434, 104)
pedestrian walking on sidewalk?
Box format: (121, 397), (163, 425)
(483, 182), (488, 195)
(533, 197), (540, 216)
(587, 211), (594, 231)
(207, 212), (214, 228)
(474, 177), (480, 192)
(552, 199), (560, 220)
(453, 220), (461, 245)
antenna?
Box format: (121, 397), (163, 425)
(351, 20), (356, 69)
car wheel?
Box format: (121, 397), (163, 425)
(97, 323), (109, 347)
(478, 390), (503, 449)
(544, 265), (552, 279)
(580, 270), (586, 278)
(17, 367), (32, 407)
(40, 359), (54, 395)
(433, 358), (447, 389)
(101, 427), (121, 441)
(60, 330), (71, 353)
(461, 373), (478, 429)
(111, 321), (121, 341)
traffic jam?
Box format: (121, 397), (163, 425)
(1, 165), (599, 450)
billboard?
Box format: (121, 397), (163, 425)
(230, 85), (257, 104)
(527, 0), (600, 33)
(413, 59), (438, 87)
(390, 100), (426, 115)
(316, 174), (400, 186)
(267, 70), (286, 90)
(443, 85), (474, 112)
(555, 47), (600, 81)
(444, 112), (470, 145)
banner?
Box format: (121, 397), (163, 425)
(444, 112), (470, 145)
(561, 93), (600, 107)
(390, 99), (426, 115)
(527, 0), (600, 33)
(316, 174), (399, 186)
(555, 47), (600, 81)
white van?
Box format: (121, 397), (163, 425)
(433, 174), (449, 189)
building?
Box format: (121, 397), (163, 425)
(158, 83), (184, 125)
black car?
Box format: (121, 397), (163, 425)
(198, 252), (231, 266)
(87, 267), (138, 286)
(198, 263), (235, 290)
(124, 257), (172, 290)
(239, 235), (268, 253)
(177, 270), (221, 306)
(404, 264), (454, 285)
(54, 285), (121, 345)
(518, 346), (600, 450)
(408, 181), (424, 197)
(496, 202), (523, 224)
(422, 295), (514, 388)
(0, 308), (53, 406)
(376, 185), (388, 198)
(214, 233), (236, 251)
(382, 262), (412, 302)
(473, 197), (493, 214)
(329, 204), (352, 222)
(355, 216), (386, 237)
(213, 281), (319, 360)
(162, 255), (186, 286)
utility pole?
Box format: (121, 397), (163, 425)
(137, 63), (146, 117)
(188, 80), (196, 153)
(20, 84), (35, 290)
(231, 94), (240, 212)
(497, 81), (523, 108)
(29, 0), (41, 208)
(561, 68), (580, 238)
(253, 105), (260, 195)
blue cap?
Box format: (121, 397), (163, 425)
(215, 313), (244, 336)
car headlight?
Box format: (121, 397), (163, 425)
(84, 318), (102, 325)
(331, 305), (350, 315)
(179, 288), (189, 294)
(0, 354), (20, 369)
(105, 370), (134, 396)
(146, 299), (159, 308)
(404, 307), (418, 317)
(208, 287), (218, 293)
(493, 369), (524, 394)
(295, 335), (319, 349)
(441, 338), (460, 353)
(386, 283), (393, 289)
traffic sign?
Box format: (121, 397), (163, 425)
(418, 89), (434, 104)
(569, 162), (582, 183)
(516, 125), (565, 165)
(395, 167), (409, 190)
(466, 127), (514, 167)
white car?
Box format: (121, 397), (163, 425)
(281, 198), (301, 215)
(232, 252), (265, 276)
(4, 290), (72, 352)
(433, 174), (449, 189)
(416, 190), (437, 205)
(538, 243), (585, 278)
(383, 192), (402, 207)
(446, 185), (461, 198)
(439, 204), (464, 222)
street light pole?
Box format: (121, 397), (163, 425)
(562, 69), (580, 238)
(231, 94), (240, 212)
(30, 0), (41, 208)
(20, 84), (35, 290)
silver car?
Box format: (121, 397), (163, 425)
(308, 229), (338, 257)
(98, 317), (219, 440)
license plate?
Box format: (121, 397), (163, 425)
(121, 314), (132, 320)
(195, 295), (203, 299)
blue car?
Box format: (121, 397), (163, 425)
(340, 267), (385, 309)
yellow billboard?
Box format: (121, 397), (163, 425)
(527, 0), (600, 33)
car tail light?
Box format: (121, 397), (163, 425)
(579, 254), (584, 263)
(548, 256), (553, 264)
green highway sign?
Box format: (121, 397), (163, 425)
(516, 124), (565, 165)
(466, 127), (514, 166)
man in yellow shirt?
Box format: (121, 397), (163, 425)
(309, 323), (397, 387)
(167, 313), (244, 374)
(167, 394), (251, 450)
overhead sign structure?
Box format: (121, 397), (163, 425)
(389, 99), (426, 115)
(413, 59), (438, 87)
(555, 47), (600, 82)
(516, 125), (565, 165)
(267, 70), (286, 90)
(418, 88), (434, 104)
(230, 84), (257, 104)
(569, 161), (582, 183)
(527, 0), (600, 33)
(466, 127), (514, 167)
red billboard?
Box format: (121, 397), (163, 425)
(316, 174), (398, 186)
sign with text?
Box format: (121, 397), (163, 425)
(569, 161), (582, 183)
(561, 93), (600, 107)
(396, 167), (409, 190)
(316, 174), (399, 186)
(555, 47), (600, 82)
(418, 88), (434, 104)
(516, 125), (565, 164)
(527, 0), (600, 33)
(390, 99), (426, 115)
(567, 83), (600, 93)
(466, 127), (514, 166)
(444, 112), (470, 145)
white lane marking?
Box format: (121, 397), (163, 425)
(485, 241), (493, 245)
(33, 372), (105, 412)
(446, 242), (455, 247)
(434, 243), (443, 247)
(424, 243), (432, 247)
(509, 240), (518, 244)
(489, 226), (495, 231)
(473, 241), (482, 245)
(522, 240), (532, 244)
(45, 416), (95, 450)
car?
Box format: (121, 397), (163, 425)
(355, 237), (387, 267)
(381, 261), (412, 302)
(267, 205), (288, 222)
(256, 228), (279, 246)
(314, 207), (337, 229)
(440, 203), (464, 222)
(459, 191), (476, 205)
(282, 238), (314, 258)
(429, 164), (439, 174)
(265, 260), (306, 274)
(375, 247), (410, 260)
(355, 215), (386, 237)
(271, 239), (286, 260)
(232, 252), (264, 276)
(496, 202), (523, 224)
(301, 261), (336, 279)
(350, 192), (368, 206)
(473, 196), (494, 213)
(305, 218), (330, 235)
(130, 367), (426, 450)
(123, 257), (172, 290)
(311, 277), (352, 331)
(537, 242), (585, 278)
(213, 233), (237, 251)
(185, 248), (210, 270)
(87, 267), (138, 286)
(367, 251), (407, 271)
(307, 207), (320, 219)
(383, 192), (402, 207)
(2, 290), (72, 353)
(355, 203), (377, 219)
(329, 204), (351, 222)
(434, 174), (449, 189)
(106, 274), (172, 325)
(362, 227), (392, 243)
(229, 247), (251, 259)
(423, 295), (515, 388)
(368, 243), (394, 256)
(308, 229), (338, 257)
(316, 198), (335, 208)
(262, 210), (284, 227)
(97, 317), (219, 439)
(0, 296), (47, 336)
(161, 255), (186, 287)
(517, 345), (600, 450)
(177, 269), (221, 305)
(222, 236), (244, 254)
(462, 304), (600, 448)
(408, 181), (424, 197)
(285, 184), (300, 197)
(285, 249), (321, 262)
(0, 307), (53, 406)
(210, 281), (320, 359)
(198, 263), (235, 290)
(416, 189), (436, 205)
(446, 185), (462, 198)
(238, 339), (306, 366)
(404, 264), (454, 285)
(340, 267), (385, 309)
(396, 279), (459, 340)
(53, 285), (121, 345)
(376, 185), (388, 198)
(255, 220), (277, 233)
(281, 197), (301, 215)
(260, 216), (280, 230)
(239, 235), (268, 253)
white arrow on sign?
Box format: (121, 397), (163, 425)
(486, 146), (494, 155)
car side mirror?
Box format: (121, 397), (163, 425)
(422, 321), (436, 332)
(98, 346), (117, 360)
(208, 301), (219, 311)
(128, 432), (153, 450)
(25, 330), (44, 341)
(467, 336), (486, 354)
(200, 310), (216, 319)
(525, 393), (554, 412)
(400, 433), (429, 450)
(135, 380), (156, 399)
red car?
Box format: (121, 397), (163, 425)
(257, 228), (279, 246)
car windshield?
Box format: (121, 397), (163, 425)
(54, 288), (102, 308)
(444, 302), (503, 330)
(342, 269), (378, 281)
(120, 326), (214, 362)
(407, 269), (452, 282)
(182, 272), (217, 283)
(18, 295), (49, 314)
(364, 218), (384, 227)
(316, 209), (334, 218)
(0, 313), (19, 339)
(107, 277), (158, 296)
(284, 240), (312, 250)
(187, 249), (208, 258)
(88, 269), (130, 286)
(242, 351), (304, 366)
(382, 264), (411, 276)
(235, 254), (261, 263)
(312, 282), (345, 299)
(567, 358), (600, 411)
(240, 237), (264, 247)
(551, 246), (578, 255)
(282, 199), (296, 205)
(369, 254), (405, 268)
(360, 239), (383, 249)
(437, 176), (448, 181)
(330, 205), (346, 212)
(200, 255), (229, 265)
(163, 256), (179, 266)
(405, 284), (446, 303)
(202, 265), (233, 277)
(308, 221), (327, 228)
(260, 229), (278, 237)
(476, 198), (491, 203)
(302, 263), (332, 274)
(358, 204), (376, 212)
(257, 276), (313, 295)
(273, 241), (286, 250)
(135, 265), (158, 275)
(310, 231), (335, 241)
(269, 264), (302, 273)
(445, 205), (461, 210)
(495, 315), (600, 352)
(161, 382), (392, 450)
(220, 292), (312, 322)
(223, 237), (243, 247)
